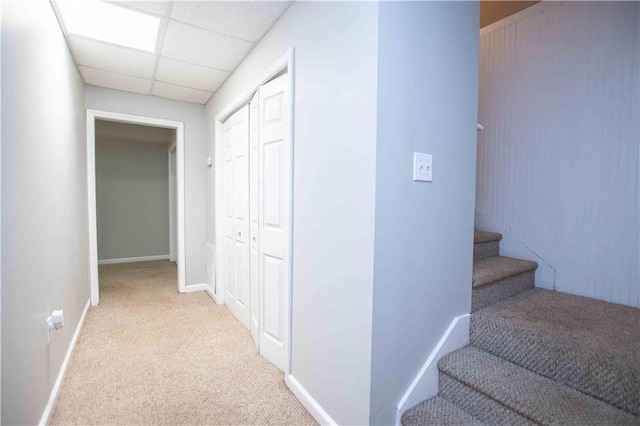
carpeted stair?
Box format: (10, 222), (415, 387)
(402, 230), (640, 426)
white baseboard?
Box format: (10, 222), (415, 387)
(184, 283), (208, 293)
(395, 313), (471, 425)
(206, 243), (216, 294)
(286, 374), (337, 425)
(39, 299), (90, 426)
(184, 283), (218, 304)
(98, 255), (170, 265)
(204, 286), (217, 302)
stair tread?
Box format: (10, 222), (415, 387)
(474, 230), (502, 244)
(471, 288), (640, 415)
(402, 396), (484, 426)
(472, 256), (537, 288)
(439, 346), (638, 425)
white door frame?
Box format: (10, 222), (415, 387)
(87, 109), (186, 305)
(214, 48), (295, 375)
(168, 142), (177, 263)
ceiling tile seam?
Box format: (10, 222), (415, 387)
(200, 33), (259, 105)
(79, 64), (216, 94)
(104, 0), (173, 19)
(49, 1), (88, 85)
(151, 3), (175, 95)
(158, 55), (232, 73)
(201, 1), (294, 105)
(154, 78), (215, 94)
(69, 34), (159, 57)
(166, 17), (257, 44)
(77, 64), (152, 83)
(149, 92), (207, 106)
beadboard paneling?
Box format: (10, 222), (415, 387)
(477, 1), (640, 307)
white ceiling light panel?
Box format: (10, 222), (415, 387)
(170, 1), (292, 42)
(55, 0), (161, 52)
(70, 35), (156, 79)
(156, 57), (229, 92)
(162, 20), (253, 71)
(152, 81), (212, 104)
(104, 0), (172, 17)
(80, 66), (152, 95)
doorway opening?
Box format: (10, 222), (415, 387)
(87, 110), (186, 306)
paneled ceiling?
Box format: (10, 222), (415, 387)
(52, 1), (292, 104)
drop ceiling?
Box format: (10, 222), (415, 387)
(52, 1), (292, 104)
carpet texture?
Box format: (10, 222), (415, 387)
(473, 231), (502, 261)
(439, 346), (637, 425)
(471, 288), (640, 415)
(401, 397), (485, 426)
(402, 230), (640, 425)
(50, 261), (315, 425)
(471, 255), (537, 312)
(471, 270), (535, 312)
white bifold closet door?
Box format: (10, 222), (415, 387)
(249, 91), (260, 350)
(223, 105), (251, 329)
(257, 73), (290, 371)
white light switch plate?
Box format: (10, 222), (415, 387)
(413, 152), (432, 182)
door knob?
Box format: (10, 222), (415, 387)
(238, 231), (242, 237)
(252, 237), (256, 242)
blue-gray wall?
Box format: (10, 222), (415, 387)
(476, 1), (640, 307)
(370, 2), (480, 423)
(1, 1), (89, 423)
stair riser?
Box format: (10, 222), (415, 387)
(472, 271), (534, 312)
(473, 241), (499, 261)
(439, 373), (534, 426)
(471, 318), (640, 415)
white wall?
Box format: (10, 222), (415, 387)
(85, 86), (207, 285)
(96, 138), (170, 260)
(370, 2), (480, 424)
(1, 1), (89, 423)
(476, 1), (640, 307)
(205, 2), (379, 424)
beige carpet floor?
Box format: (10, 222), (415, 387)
(51, 261), (315, 425)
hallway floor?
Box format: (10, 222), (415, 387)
(51, 261), (315, 425)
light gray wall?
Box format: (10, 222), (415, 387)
(476, 1), (640, 307)
(205, 2), (379, 423)
(85, 86), (207, 286)
(370, 2), (480, 424)
(96, 138), (170, 260)
(1, 1), (89, 423)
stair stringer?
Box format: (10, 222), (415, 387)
(395, 314), (470, 425)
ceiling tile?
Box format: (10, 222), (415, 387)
(105, 1), (172, 16)
(80, 66), (152, 95)
(70, 35), (156, 79)
(161, 20), (253, 71)
(152, 81), (212, 104)
(156, 57), (229, 92)
(170, 1), (291, 42)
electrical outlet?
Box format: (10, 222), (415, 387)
(46, 309), (64, 343)
(413, 152), (432, 182)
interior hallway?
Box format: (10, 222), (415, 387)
(50, 261), (315, 425)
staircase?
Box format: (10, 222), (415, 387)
(402, 231), (640, 425)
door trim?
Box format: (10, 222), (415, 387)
(86, 110), (186, 306)
(214, 48), (295, 375)
(168, 142), (177, 263)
